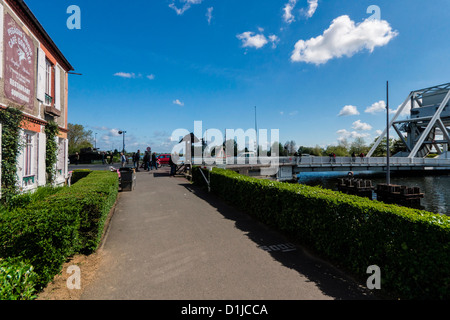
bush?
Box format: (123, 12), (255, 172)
(0, 258), (38, 300)
(192, 167), (450, 299)
(70, 169), (93, 185)
(0, 170), (119, 296)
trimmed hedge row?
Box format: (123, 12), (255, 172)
(0, 171), (119, 297)
(192, 167), (450, 299)
(70, 169), (93, 185)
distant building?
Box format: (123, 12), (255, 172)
(0, 0), (74, 193)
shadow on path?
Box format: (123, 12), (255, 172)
(176, 181), (377, 300)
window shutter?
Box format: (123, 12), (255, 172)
(54, 65), (61, 110)
(0, 3), (4, 79)
(36, 48), (46, 102)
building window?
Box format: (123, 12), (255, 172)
(57, 138), (66, 176)
(24, 133), (33, 177)
(22, 132), (36, 188)
(45, 59), (53, 105)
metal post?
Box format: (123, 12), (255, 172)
(254, 106), (258, 156)
(386, 81), (391, 185)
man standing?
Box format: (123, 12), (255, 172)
(151, 152), (158, 170)
(134, 150), (140, 171)
(143, 151), (150, 171)
(121, 152), (126, 167)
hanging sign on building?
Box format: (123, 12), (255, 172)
(4, 13), (35, 111)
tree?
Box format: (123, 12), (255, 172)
(284, 140), (297, 156)
(349, 137), (370, 156)
(68, 123), (93, 155)
(369, 137), (395, 157)
(325, 145), (348, 157)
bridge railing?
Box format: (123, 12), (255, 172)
(190, 156), (450, 167)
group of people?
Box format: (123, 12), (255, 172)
(142, 151), (159, 171)
(120, 150), (177, 176)
(124, 150), (159, 171)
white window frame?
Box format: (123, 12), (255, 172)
(57, 137), (66, 177)
(45, 59), (53, 106)
(21, 131), (37, 189)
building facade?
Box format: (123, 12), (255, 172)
(0, 0), (74, 195)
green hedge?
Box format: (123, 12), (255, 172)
(70, 169), (93, 185)
(0, 258), (38, 300)
(192, 167), (450, 299)
(0, 171), (119, 297)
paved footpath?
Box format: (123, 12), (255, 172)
(81, 167), (374, 300)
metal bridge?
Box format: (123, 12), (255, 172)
(184, 82), (450, 181)
(216, 156), (450, 181)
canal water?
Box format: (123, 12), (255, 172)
(297, 171), (450, 215)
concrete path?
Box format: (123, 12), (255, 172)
(80, 167), (374, 300)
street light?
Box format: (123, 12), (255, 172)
(118, 130), (127, 154)
(94, 133), (97, 150)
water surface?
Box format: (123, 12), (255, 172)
(297, 171), (450, 215)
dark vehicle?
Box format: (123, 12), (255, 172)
(69, 147), (103, 164)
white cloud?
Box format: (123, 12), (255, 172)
(337, 129), (370, 140)
(173, 99), (184, 106)
(237, 31), (268, 49)
(169, 0), (204, 15)
(302, 0), (319, 18)
(391, 100), (413, 116)
(206, 7), (213, 25)
(375, 129), (383, 135)
(114, 72), (136, 79)
(291, 15), (398, 65)
(147, 74), (155, 80)
(352, 120), (372, 131)
(338, 105), (359, 117)
(268, 35), (280, 48)
(283, 0), (297, 24)
(365, 100), (386, 114)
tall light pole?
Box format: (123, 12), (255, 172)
(118, 130), (126, 154)
(386, 81), (391, 185)
(254, 106), (258, 156)
(94, 133), (97, 150)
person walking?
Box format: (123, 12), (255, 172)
(151, 152), (158, 170)
(134, 150), (141, 171)
(169, 155), (176, 176)
(121, 152), (126, 167)
(75, 152), (80, 165)
(143, 151), (150, 171)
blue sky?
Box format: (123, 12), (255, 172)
(26, 0), (450, 153)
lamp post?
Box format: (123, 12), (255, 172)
(118, 130), (126, 154)
(386, 81), (391, 186)
(94, 133), (97, 150)
(254, 106), (258, 156)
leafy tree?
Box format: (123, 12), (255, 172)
(369, 137), (395, 157)
(68, 123), (93, 155)
(325, 145), (348, 157)
(349, 137), (370, 156)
